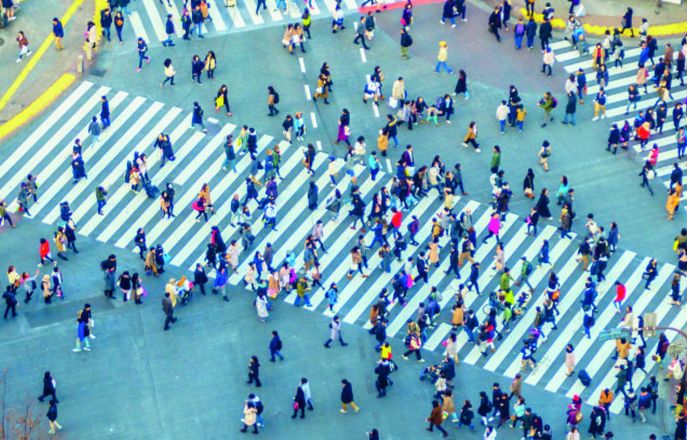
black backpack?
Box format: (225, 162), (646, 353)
(273, 92), (280, 104)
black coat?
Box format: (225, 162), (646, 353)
(341, 382), (354, 403)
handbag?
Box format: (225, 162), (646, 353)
(293, 401), (299, 410)
(389, 97), (398, 109)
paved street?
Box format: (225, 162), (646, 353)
(1, 0), (687, 438)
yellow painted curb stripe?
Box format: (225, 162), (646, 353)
(0, 73), (76, 141)
(0, 0), (86, 114)
(519, 8), (687, 37)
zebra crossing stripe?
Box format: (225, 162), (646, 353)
(59, 100), (162, 225)
(609, 295), (687, 413)
(43, 97), (153, 224)
(483, 235), (574, 371)
(242, 0), (267, 24)
(574, 263), (675, 402)
(424, 322), (453, 351)
(291, 177), (387, 307)
(370, 199), (475, 333)
(545, 256), (649, 393)
(226, 3), (247, 28)
(90, 110), (191, 241)
(2, 84), (106, 211)
(142, 0), (169, 41)
(130, 11), (152, 43)
(264, 0), (285, 21)
(173, 125), (235, 186)
(563, 47), (642, 74)
(145, 125), (237, 245)
(225, 154), (320, 280)
(461, 225), (557, 365)
(548, 40), (571, 51)
(32, 92), (140, 220)
(185, 136), (278, 269)
(525, 251), (636, 387)
(339, 197), (443, 323)
(0, 81), (93, 190)
(89, 107), (188, 242)
(206, 0), (229, 31)
(607, 89), (687, 119)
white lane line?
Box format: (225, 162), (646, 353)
(425, 323), (454, 351)
(372, 103), (380, 118)
(304, 84), (312, 101)
(545, 257), (649, 393)
(129, 12), (151, 43)
(185, 136), (278, 270)
(386, 159), (392, 173)
(0, 81), (93, 186)
(241, 0), (266, 24)
(174, 124), (236, 186)
(524, 251), (635, 387)
(264, 0), (284, 21)
(141, 0), (167, 42)
(379, 200), (476, 333)
(92, 109), (186, 241)
(359, 47), (367, 63)
(206, 0), (228, 31)
(18, 91), (128, 215)
(483, 236), (575, 372)
(50, 99), (159, 225)
(299, 57), (306, 73)
(286, 176), (383, 306)
(225, 2), (247, 28)
(340, 197), (442, 323)
(310, 112), (317, 128)
(316, 140), (322, 151)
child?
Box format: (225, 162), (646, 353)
(516, 104), (526, 132)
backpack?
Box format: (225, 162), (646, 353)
(273, 92), (280, 104)
(100, 260), (108, 271)
(551, 97), (558, 108)
(30, 279), (37, 290)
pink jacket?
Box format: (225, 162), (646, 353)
(487, 216), (501, 235)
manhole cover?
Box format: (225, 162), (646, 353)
(0, 37), (5, 47)
(90, 68), (107, 77)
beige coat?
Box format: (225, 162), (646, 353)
(242, 404), (257, 426)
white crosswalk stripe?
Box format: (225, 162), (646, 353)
(15, 85), (685, 409)
(124, 0), (364, 45)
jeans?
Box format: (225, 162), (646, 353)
(195, 23), (204, 37)
(270, 348), (284, 361)
(103, 26), (111, 41)
(542, 64), (552, 75)
(115, 26), (123, 42)
(562, 112), (576, 124)
(353, 34), (369, 49)
(97, 200), (106, 214)
(255, 0), (267, 13)
(526, 35), (534, 49)
(294, 294), (312, 307)
(162, 75), (175, 86)
(435, 61), (453, 74)
(514, 34), (523, 49)
(138, 52), (149, 69)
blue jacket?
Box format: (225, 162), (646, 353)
(53, 21), (64, 38)
(166, 18), (175, 35)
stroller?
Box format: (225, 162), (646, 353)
(175, 276), (195, 305)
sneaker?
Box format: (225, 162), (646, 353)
(592, 116), (599, 121)
(136, 68), (141, 72)
(354, 407), (360, 412)
(89, 334), (96, 339)
(83, 347), (91, 351)
(340, 409), (347, 413)
(462, 143), (468, 148)
(474, 148), (481, 153)
(72, 348), (81, 352)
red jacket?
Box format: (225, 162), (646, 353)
(39, 241), (50, 258)
(637, 125), (651, 140)
(615, 283), (626, 302)
(391, 211), (403, 229)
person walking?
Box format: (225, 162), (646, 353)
(38, 371), (58, 403)
(435, 41), (453, 74)
(15, 31), (32, 63)
(247, 355), (262, 387)
(135, 37), (151, 72)
(162, 291), (177, 331)
(192, 101), (208, 133)
(400, 26), (413, 59)
(100, 95), (111, 129)
(161, 58), (175, 87)
(269, 330), (284, 362)
(426, 399), (449, 437)
(162, 14), (176, 47)
(52, 18), (64, 50)
(239, 401), (259, 434)
(46, 399), (62, 435)
(340, 379), (360, 413)
(324, 315), (348, 347)
(267, 86), (279, 116)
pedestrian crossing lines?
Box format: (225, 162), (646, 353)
(119, 0), (360, 46)
(550, 38), (687, 208)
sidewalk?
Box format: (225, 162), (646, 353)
(0, 0), (93, 124)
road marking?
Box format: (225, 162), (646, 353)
(206, 0), (228, 31)
(310, 111), (318, 128)
(299, 57), (306, 73)
(241, 0), (266, 24)
(316, 140), (322, 151)
(129, 12), (151, 44)
(372, 102), (380, 118)
(359, 47), (367, 63)
(385, 158), (392, 173)
(304, 84), (312, 101)
(225, 2), (247, 28)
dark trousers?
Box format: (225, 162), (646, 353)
(353, 33), (369, 49)
(428, 422), (448, 435)
(163, 311), (176, 330)
(38, 388), (57, 403)
(248, 372), (262, 387)
(4, 302), (17, 318)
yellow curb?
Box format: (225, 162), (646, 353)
(519, 8), (687, 37)
(0, 0), (86, 114)
(0, 73), (76, 141)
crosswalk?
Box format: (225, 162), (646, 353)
(120, 0), (361, 46)
(4, 81), (684, 413)
(549, 39), (687, 202)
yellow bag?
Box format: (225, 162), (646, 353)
(215, 95), (225, 109)
(674, 239), (679, 252)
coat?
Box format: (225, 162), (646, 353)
(341, 382), (354, 403)
(242, 404), (257, 426)
(428, 405), (443, 425)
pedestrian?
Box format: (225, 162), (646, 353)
(100, 95), (110, 129)
(324, 315), (348, 347)
(2, 286), (17, 319)
(267, 86), (279, 116)
(268, 330), (284, 362)
(400, 26), (413, 59)
(161, 58), (176, 87)
(46, 399), (62, 435)
(426, 399), (449, 437)
(462, 121), (480, 152)
(541, 46), (554, 75)
(15, 31), (32, 63)
(340, 379), (360, 413)
(38, 371), (58, 403)
(240, 401), (259, 434)
(488, 7), (501, 42)
(435, 41), (454, 74)
(247, 355), (262, 387)
(162, 291), (177, 331)
(192, 101), (208, 133)
(135, 37), (151, 72)
(52, 18), (64, 49)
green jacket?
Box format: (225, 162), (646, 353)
(499, 273), (512, 292)
(491, 152), (501, 169)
